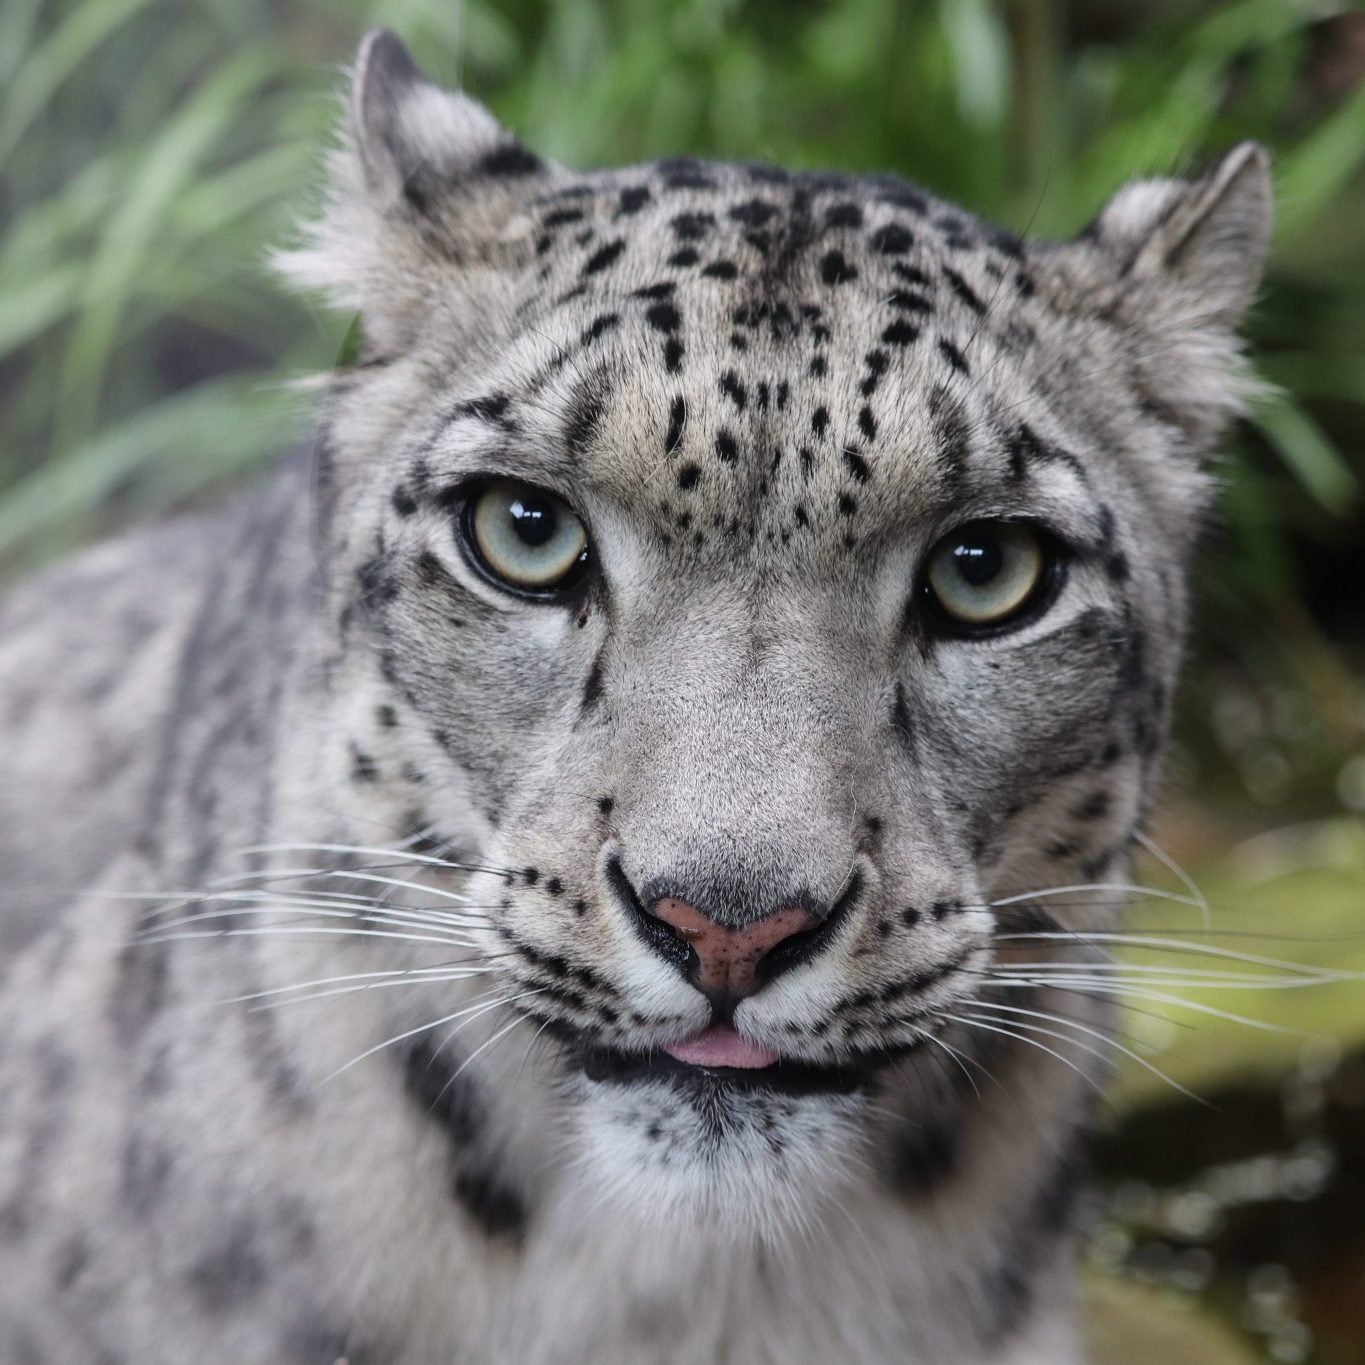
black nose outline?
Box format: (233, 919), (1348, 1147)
(606, 855), (864, 1002)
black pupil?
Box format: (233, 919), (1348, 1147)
(952, 534), (1002, 587)
(508, 494), (557, 548)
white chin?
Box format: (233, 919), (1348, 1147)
(566, 1074), (871, 1241)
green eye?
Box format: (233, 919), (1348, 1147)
(925, 522), (1048, 628)
(466, 480), (589, 594)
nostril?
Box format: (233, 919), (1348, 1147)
(606, 856), (694, 973)
(755, 870), (863, 987)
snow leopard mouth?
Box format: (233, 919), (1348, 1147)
(573, 1025), (926, 1098)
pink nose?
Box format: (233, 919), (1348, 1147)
(650, 897), (820, 999)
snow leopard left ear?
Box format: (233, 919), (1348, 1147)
(278, 29), (557, 353)
(1069, 142), (1272, 443)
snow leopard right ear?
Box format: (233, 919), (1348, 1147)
(278, 29), (557, 353)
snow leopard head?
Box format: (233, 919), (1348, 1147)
(279, 30), (1270, 1235)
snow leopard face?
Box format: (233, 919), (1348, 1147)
(280, 31), (1268, 1232)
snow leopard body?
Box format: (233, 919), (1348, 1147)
(0, 30), (1270, 1365)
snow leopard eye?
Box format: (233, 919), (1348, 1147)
(924, 521), (1050, 629)
(464, 480), (590, 595)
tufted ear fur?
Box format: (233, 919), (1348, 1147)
(277, 29), (556, 355)
(1069, 142), (1273, 446)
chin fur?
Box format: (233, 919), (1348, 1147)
(564, 1071), (873, 1242)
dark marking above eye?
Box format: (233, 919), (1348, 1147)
(451, 392), (511, 426)
(820, 250), (858, 284)
(869, 223), (913, 254)
(583, 239), (626, 275)
(844, 448), (870, 482)
(938, 338), (970, 374)
(391, 486), (418, 517)
(1006, 423), (1047, 481)
(616, 185), (651, 216)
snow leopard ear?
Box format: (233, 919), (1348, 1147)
(278, 29), (556, 353)
(1072, 142), (1273, 443)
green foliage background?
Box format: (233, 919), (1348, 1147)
(2, 0), (1363, 822)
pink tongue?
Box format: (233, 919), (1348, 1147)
(663, 1024), (780, 1070)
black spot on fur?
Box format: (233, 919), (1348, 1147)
(825, 201), (864, 228)
(715, 430), (738, 463)
(565, 386), (606, 459)
(857, 406), (877, 442)
(937, 338), (970, 374)
(391, 486), (417, 517)
(843, 448), (870, 483)
(616, 185), (651, 216)
(811, 406), (830, 437)
(668, 247), (700, 267)
(542, 206), (585, 229)
(720, 371), (747, 409)
(663, 337), (684, 372)
(454, 1169), (527, 1240)
(870, 222), (913, 254)
(664, 395), (686, 454)
(943, 265), (987, 314)
(894, 1117), (960, 1195)
(819, 249), (858, 284)
(703, 259), (738, 279)
(404, 1038), (482, 1147)
(888, 290), (933, 315)
(597, 795), (615, 816)
(581, 652), (605, 713)
(480, 143), (544, 177)
(645, 301), (680, 333)
(882, 319), (919, 347)
(189, 1220), (267, 1312)
(838, 492), (857, 516)
(669, 211), (715, 241)
(583, 312), (620, 343)
(677, 462), (701, 490)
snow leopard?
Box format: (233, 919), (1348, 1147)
(0, 28), (1270, 1365)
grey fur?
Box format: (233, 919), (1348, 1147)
(0, 29), (1270, 1364)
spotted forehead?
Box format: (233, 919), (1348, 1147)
(435, 159), (1082, 563)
